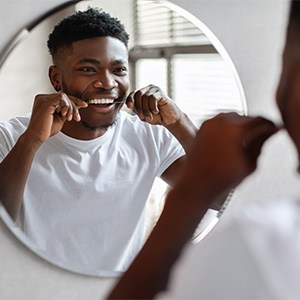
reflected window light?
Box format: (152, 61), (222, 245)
(134, 54), (244, 127)
(173, 53), (244, 126)
(136, 59), (167, 91)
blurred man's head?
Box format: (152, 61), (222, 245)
(276, 0), (300, 162)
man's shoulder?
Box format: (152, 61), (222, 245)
(0, 114), (30, 132)
(238, 199), (300, 230)
(214, 200), (300, 258)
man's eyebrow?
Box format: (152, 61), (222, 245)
(77, 58), (128, 65)
(113, 59), (128, 65)
(78, 58), (100, 65)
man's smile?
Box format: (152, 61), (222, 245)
(85, 98), (115, 104)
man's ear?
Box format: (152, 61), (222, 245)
(49, 65), (61, 92)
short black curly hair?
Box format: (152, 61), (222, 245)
(47, 7), (129, 60)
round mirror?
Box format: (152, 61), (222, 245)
(0, 0), (246, 277)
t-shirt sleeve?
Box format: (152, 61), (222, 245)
(0, 116), (28, 162)
(0, 124), (13, 161)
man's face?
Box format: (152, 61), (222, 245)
(52, 36), (129, 131)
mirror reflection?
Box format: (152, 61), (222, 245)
(0, 0), (246, 276)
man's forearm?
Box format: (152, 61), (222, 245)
(0, 132), (41, 220)
(166, 112), (197, 154)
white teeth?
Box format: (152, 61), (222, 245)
(86, 99), (114, 104)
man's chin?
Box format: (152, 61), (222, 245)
(80, 107), (120, 127)
(80, 110), (119, 131)
(80, 120), (116, 131)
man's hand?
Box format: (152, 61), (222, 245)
(126, 84), (182, 126)
(25, 92), (88, 144)
(181, 112), (279, 194)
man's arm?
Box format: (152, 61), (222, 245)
(107, 113), (278, 299)
(160, 111), (197, 186)
(0, 92), (87, 220)
(126, 85), (231, 209)
(0, 133), (43, 220)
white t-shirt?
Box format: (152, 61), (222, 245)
(0, 111), (185, 276)
(158, 200), (300, 299)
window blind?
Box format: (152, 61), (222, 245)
(134, 0), (211, 47)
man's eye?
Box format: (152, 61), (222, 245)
(114, 67), (128, 74)
(80, 67), (96, 72)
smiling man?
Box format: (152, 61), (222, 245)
(0, 8), (197, 273)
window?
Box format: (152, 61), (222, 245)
(130, 0), (245, 127)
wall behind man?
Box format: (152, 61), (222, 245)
(0, 0), (295, 299)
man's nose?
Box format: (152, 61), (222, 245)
(93, 71), (118, 89)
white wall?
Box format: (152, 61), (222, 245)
(0, 0), (296, 299)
